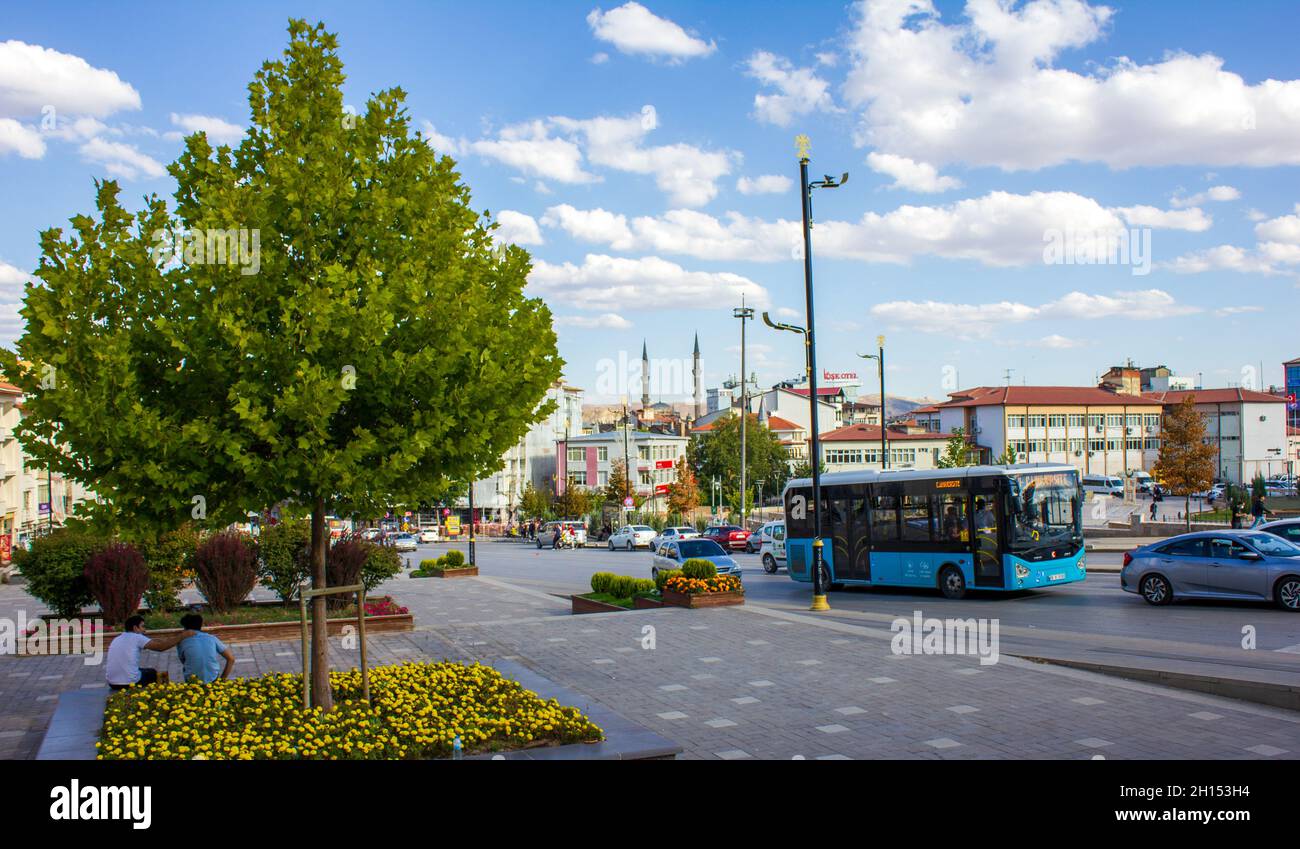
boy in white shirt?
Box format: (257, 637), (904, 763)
(104, 615), (195, 691)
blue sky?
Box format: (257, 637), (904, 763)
(2, 0), (1298, 402)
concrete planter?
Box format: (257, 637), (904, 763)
(661, 589), (745, 609)
(633, 595), (666, 610)
(433, 567), (478, 578)
(570, 594), (630, 614)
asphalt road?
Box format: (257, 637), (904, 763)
(407, 540), (1300, 663)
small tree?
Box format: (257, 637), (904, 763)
(604, 459), (635, 507)
(83, 543), (150, 628)
(554, 482), (594, 519)
(135, 523), (201, 612)
(258, 518), (311, 603)
(1153, 396), (1217, 530)
(937, 427), (978, 468)
(520, 481), (551, 520)
(666, 457), (701, 518)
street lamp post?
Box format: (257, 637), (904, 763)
(734, 301), (754, 527)
(857, 335), (887, 470)
(763, 134), (847, 613)
(756, 479), (765, 521)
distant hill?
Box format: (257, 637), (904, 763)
(855, 394), (938, 420)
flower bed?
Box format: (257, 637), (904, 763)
(572, 573), (658, 614)
(411, 552), (476, 578)
(97, 661), (603, 760)
(661, 574), (744, 609)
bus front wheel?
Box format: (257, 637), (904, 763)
(939, 566), (967, 600)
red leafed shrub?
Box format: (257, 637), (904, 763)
(192, 531), (259, 613)
(83, 543), (149, 627)
(325, 538), (370, 610)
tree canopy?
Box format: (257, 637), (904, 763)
(689, 414), (790, 514)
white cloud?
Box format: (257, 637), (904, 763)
(493, 210), (544, 246)
(420, 121), (465, 156)
(77, 137), (166, 180)
(590, 52), (610, 65)
(870, 289), (1200, 339)
(1030, 334), (1084, 349)
(1165, 204), (1300, 274)
(554, 312), (632, 329)
(528, 254), (769, 312)
(0, 40), (140, 118)
(166, 113), (244, 145)
(815, 52), (839, 67)
(541, 191), (1206, 266)
(587, 3), (716, 62)
(745, 51), (839, 126)
(736, 174), (793, 195)
(865, 152), (960, 193)
(1170, 185), (1240, 209)
(843, 0), (1300, 170)
(0, 260), (31, 345)
(1215, 305), (1264, 317)
(470, 119), (598, 184)
(0, 118), (44, 158)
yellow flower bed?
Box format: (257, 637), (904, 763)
(97, 661), (603, 760)
(663, 574), (744, 595)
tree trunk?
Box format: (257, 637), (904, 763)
(310, 496), (333, 711)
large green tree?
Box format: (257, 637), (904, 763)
(689, 414), (790, 515)
(1, 21), (561, 708)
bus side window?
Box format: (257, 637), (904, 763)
(871, 496), (898, 542)
(901, 495), (930, 541)
(936, 495), (967, 543)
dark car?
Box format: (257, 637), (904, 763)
(702, 524), (750, 551)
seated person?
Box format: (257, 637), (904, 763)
(105, 616), (195, 691)
(176, 613), (236, 684)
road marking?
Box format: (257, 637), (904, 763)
(1274, 643), (1300, 654)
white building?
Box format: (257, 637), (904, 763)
(1143, 388), (1289, 484)
(469, 380), (584, 522)
(752, 386), (839, 437)
(556, 427), (689, 512)
(819, 423), (950, 471)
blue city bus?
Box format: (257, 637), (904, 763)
(782, 464), (1085, 599)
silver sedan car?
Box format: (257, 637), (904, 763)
(651, 538), (742, 581)
(1121, 530), (1300, 610)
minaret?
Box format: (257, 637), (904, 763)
(692, 333), (703, 419)
(640, 340), (651, 409)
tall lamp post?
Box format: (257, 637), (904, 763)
(734, 301), (754, 527)
(857, 335), (887, 469)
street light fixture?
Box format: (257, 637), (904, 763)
(857, 335), (887, 470)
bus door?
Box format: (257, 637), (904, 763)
(837, 488), (870, 582)
(971, 492), (1004, 587)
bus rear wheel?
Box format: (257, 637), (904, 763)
(939, 566), (967, 600)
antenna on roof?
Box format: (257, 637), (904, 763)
(1004, 368), (1014, 386)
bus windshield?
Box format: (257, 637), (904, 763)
(1008, 472), (1081, 551)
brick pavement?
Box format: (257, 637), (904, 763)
(2, 575), (1298, 760)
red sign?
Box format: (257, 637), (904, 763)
(654, 484), (670, 495)
(655, 460), (674, 469)
(0, 534), (9, 565)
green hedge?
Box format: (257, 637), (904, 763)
(442, 549), (466, 569)
(14, 527), (106, 617)
(654, 568), (682, 593)
(590, 571), (654, 598)
(681, 558), (717, 580)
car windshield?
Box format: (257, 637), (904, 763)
(633, 526), (654, 532)
(671, 527), (693, 533)
(1244, 533), (1300, 556)
(679, 540), (726, 558)
(1008, 471), (1082, 550)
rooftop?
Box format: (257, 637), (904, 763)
(1142, 388), (1286, 405)
(936, 385), (1161, 408)
(821, 423), (948, 443)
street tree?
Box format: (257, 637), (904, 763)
(937, 427), (978, 468)
(666, 457), (701, 520)
(690, 414), (790, 513)
(520, 481), (551, 520)
(1152, 396), (1217, 530)
(0, 21), (562, 709)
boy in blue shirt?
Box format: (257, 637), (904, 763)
(176, 614), (236, 684)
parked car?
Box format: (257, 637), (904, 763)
(536, 521), (588, 549)
(1260, 519), (1300, 547)
(389, 533), (418, 552)
(651, 526), (699, 550)
(759, 520), (787, 573)
(608, 525), (657, 551)
(359, 528), (381, 541)
(746, 521), (778, 553)
(702, 524), (750, 551)
(1082, 474), (1123, 497)
(417, 527), (440, 544)
(651, 538), (741, 580)
(1120, 530), (1300, 610)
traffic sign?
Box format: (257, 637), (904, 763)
(623, 497), (634, 507)
(445, 517), (461, 535)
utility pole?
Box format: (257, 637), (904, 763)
(734, 300), (754, 527)
(858, 335), (887, 469)
(467, 479), (475, 567)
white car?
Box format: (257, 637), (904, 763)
(417, 527), (440, 544)
(651, 526), (699, 550)
(390, 533), (418, 552)
(608, 525), (657, 551)
(759, 520), (787, 574)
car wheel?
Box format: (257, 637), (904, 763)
(1141, 574), (1172, 606)
(762, 554), (778, 574)
(608, 541), (614, 551)
(1274, 576), (1300, 611)
(535, 539), (541, 549)
(627, 541), (634, 551)
(938, 565), (966, 600)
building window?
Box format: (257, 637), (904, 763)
(1106, 414), (1123, 428)
(1144, 438), (1160, 450)
(569, 471), (587, 487)
(1027, 414), (1047, 428)
(1106, 438), (1121, 450)
(1007, 415), (1026, 429)
(1048, 439), (1066, 452)
(1089, 439), (1105, 452)
(1143, 414), (1160, 428)
(1089, 414), (1105, 429)
(567, 447), (583, 462)
(1068, 438), (1085, 453)
(1068, 414), (1086, 427)
(597, 447), (608, 461)
(1048, 414), (1066, 427)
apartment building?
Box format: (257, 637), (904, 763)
(1143, 388), (1288, 484)
(932, 386), (1164, 476)
(819, 423), (950, 472)
(556, 428), (689, 508)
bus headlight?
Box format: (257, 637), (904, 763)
(1079, 553), (1086, 573)
(1015, 563), (1030, 579)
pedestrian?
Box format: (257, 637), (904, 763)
(1149, 499), (1158, 521)
(176, 613), (236, 684)
(1251, 494), (1274, 528)
(105, 616), (196, 691)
